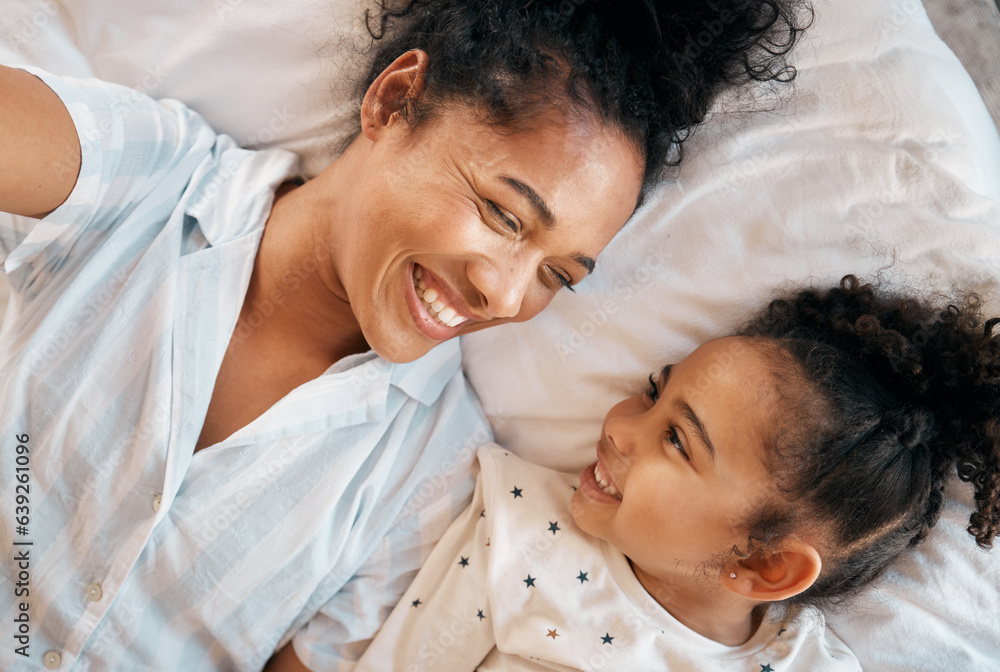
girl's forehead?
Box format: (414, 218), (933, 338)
(674, 337), (788, 454)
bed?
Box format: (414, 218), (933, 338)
(1, 0), (998, 669)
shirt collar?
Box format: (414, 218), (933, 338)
(389, 339), (463, 406)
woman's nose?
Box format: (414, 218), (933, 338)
(467, 253), (535, 319)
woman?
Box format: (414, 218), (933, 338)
(0, 1), (806, 670)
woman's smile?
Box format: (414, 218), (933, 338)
(405, 262), (480, 340)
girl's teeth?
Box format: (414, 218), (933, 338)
(594, 463), (622, 500)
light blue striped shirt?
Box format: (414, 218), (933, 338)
(0, 69), (490, 671)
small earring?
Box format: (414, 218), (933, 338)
(729, 572), (737, 579)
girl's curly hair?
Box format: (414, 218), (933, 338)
(737, 275), (1000, 608)
(362, 0), (812, 199)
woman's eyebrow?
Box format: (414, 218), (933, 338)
(500, 174), (595, 275)
(573, 254), (596, 274)
(500, 175), (555, 229)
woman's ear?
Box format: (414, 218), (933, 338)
(720, 538), (822, 603)
(361, 49), (429, 139)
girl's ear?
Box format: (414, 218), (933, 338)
(361, 49), (430, 139)
(720, 538), (822, 603)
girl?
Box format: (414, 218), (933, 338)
(350, 276), (1000, 671)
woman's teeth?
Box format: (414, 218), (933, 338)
(594, 462), (622, 500)
(414, 266), (467, 328)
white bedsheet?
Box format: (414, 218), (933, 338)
(1, 0), (998, 669)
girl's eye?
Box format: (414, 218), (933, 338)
(667, 427), (690, 461)
(646, 373), (660, 403)
(485, 200), (520, 234)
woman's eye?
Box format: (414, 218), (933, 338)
(667, 427), (689, 461)
(548, 267), (575, 292)
(485, 200), (520, 234)
(646, 373), (660, 403)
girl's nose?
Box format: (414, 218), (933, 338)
(604, 412), (638, 460)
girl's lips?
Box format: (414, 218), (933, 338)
(579, 460), (623, 505)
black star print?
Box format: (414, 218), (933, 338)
(480, 509), (486, 518)
(601, 633), (614, 645)
(411, 599), (421, 608)
(477, 610), (485, 621)
(459, 557), (470, 568)
(511, 486), (523, 499)
(576, 571), (589, 584)
(760, 665), (774, 672)
(777, 628), (787, 636)
(523, 575), (536, 588)
(548, 521), (560, 535)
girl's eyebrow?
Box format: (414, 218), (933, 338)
(675, 398), (717, 465)
(659, 364), (673, 381)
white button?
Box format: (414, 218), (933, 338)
(43, 651), (61, 668)
(86, 582), (103, 602)
(152, 494), (162, 513)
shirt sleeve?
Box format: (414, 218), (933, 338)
(295, 458), (496, 672)
(0, 66), (218, 281)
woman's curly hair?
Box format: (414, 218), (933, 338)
(362, 0), (812, 199)
(737, 275), (1000, 608)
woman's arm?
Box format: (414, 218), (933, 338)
(0, 65), (81, 218)
(265, 644), (310, 672)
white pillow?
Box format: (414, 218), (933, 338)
(1, 0), (998, 669)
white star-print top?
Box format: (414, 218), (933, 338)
(354, 445), (861, 671)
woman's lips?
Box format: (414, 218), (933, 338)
(413, 265), (468, 328)
(404, 263), (474, 341)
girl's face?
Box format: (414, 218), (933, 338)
(571, 336), (782, 593)
(317, 101), (643, 363)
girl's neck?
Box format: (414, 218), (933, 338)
(630, 560), (762, 647)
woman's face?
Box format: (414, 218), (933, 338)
(322, 101), (644, 362)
